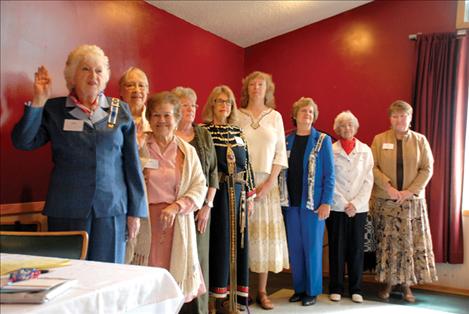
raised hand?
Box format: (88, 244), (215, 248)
(32, 65), (52, 107)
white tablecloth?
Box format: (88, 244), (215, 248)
(0, 254), (184, 314)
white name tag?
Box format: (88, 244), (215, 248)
(234, 136), (244, 146)
(63, 119), (84, 132)
(144, 158), (159, 169)
(382, 143), (394, 150)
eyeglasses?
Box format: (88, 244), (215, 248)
(124, 82), (148, 90)
(214, 98), (232, 106)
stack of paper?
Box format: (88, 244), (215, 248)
(0, 278), (76, 304)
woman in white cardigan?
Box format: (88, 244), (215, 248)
(327, 111), (373, 304)
(136, 91), (208, 305)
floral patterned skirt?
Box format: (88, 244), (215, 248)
(371, 198), (437, 286)
(248, 172), (290, 273)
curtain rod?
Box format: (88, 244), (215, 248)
(409, 29), (467, 40)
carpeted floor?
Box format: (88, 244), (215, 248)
(249, 288), (453, 313)
(246, 271), (469, 314)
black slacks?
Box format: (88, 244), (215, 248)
(326, 211), (367, 295)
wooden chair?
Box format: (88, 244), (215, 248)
(0, 231), (89, 260)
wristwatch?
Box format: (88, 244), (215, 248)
(204, 199), (214, 208)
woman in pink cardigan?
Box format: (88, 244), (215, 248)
(137, 91), (208, 307)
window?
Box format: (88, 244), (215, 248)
(456, 0), (469, 29)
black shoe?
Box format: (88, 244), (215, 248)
(289, 292), (304, 302)
(302, 295), (317, 306)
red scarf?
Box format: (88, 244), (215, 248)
(69, 90), (99, 117)
(340, 138), (356, 155)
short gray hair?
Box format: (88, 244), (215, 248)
(172, 86), (197, 103)
(63, 44), (110, 91)
(119, 67), (149, 89)
(333, 110), (359, 136)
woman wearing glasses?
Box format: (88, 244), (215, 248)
(119, 67), (153, 265)
(173, 86), (219, 314)
(201, 85), (256, 312)
(119, 67), (151, 148)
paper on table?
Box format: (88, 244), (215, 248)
(0, 279), (77, 304)
(1, 278), (71, 292)
(0, 254), (70, 275)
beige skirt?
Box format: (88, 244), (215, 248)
(371, 198), (438, 285)
(248, 172), (289, 273)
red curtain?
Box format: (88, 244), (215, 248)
(413, 33), (468, 264)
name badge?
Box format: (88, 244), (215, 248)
(382, 143), (394, 150)
(144, 158), (159, 169)
(63, 119), (84, 132)
(234, 136), (245, 146)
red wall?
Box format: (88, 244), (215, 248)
(0, 0), (459, 204)
(244, 0), (458, 141)
(0, 1), (244, 203)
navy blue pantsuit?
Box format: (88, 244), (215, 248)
(12, 96), (147, 263)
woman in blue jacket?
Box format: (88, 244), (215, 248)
(11, 45), (147, 263)
(280, 97), (335, 306)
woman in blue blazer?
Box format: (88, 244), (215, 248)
(279, 97), (335, 306)
(11, 45), (147, 263)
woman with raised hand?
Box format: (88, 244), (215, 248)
(12, 44), (146, 263)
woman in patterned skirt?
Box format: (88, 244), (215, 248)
(371, 100), (437, 302)
(236, 71), (289, 310)
(201, 85), (256, 313)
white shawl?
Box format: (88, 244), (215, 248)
(133, 136), (207, 300)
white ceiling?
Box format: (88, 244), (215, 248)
(147, 0), (371, 48)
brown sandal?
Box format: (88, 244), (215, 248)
(256, 292), (274, 310)
(378, 284), (392, 300)
(220, 299), (246, 313)
(402, 285), (416, 303)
